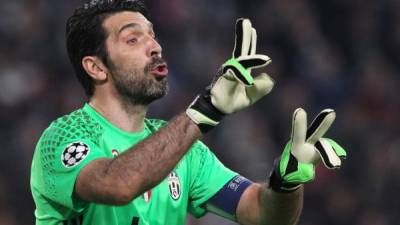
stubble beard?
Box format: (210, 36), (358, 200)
(109, 57), (169, 107)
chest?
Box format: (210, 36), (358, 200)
(84, 167), (190, 225)
(86, 126), (192, 224)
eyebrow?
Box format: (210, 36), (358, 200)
(118, 22), (154, 35)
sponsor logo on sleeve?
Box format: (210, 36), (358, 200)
(168, 171), (181, 200)
(61, 142), (90, 168)
(228, 176), (247, 191)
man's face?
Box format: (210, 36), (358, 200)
(102, 11), (168, 105)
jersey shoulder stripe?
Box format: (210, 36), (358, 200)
(38, 108), (104, 151)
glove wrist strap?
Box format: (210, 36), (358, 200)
(186, 91), (225, 133)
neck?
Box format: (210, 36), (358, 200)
(89, 94), (148, 133)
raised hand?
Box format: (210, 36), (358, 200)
(269, 108), (347, 192)
(186, 18), (274, 133)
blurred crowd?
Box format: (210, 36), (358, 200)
(0, 0), (399, 224)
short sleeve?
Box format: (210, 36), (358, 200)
(32, 138), (107, 212)
(187, 141), (237, 217)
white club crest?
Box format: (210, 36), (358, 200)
(111, 149), (119, 157)
(143, 190), (152, 203)
(168, 171), (181, 200)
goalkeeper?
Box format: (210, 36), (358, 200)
(30, 0), (347, 225)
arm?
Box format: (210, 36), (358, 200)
(237, 183), (303, 225)
(75, 113), (201, 205)
(204, 177), (303, 225)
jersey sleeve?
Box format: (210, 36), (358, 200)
(32, 135), (107, 213)
(187, 141), (238, 218)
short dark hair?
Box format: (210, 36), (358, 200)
(66, 0), (149, 97)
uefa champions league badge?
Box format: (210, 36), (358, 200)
(168, 171), (181, 200)
(61, 142), (90, 168)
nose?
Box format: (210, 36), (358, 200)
(149, 37), (162, 58)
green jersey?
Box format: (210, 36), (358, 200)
(31, 104), (237, 225)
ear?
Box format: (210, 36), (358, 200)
(82, 56), (108, 81)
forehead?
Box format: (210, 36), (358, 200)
(103, 11), (152, 34)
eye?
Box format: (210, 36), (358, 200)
(127, 38), (138, 44)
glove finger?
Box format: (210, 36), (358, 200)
(315, 139), (342, 169)
(306, 109), (336, 144)
(233, 18), (252, 58)
(291, 108), (307, 147)
(237, 54), (271, 70)
(233, 18), (244, 58)
(325, 138), (347, 158)
(246, 73), (274, 104)
(250, 28), (257, 55)
(246, 28), (258, 74)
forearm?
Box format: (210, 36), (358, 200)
(237, 183), (303, 225)
(76, 112), (201, 204)
(259, 184), (303, 225)
(108, 112), (201, 194)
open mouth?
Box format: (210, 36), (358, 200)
(150, 63), (168, 78)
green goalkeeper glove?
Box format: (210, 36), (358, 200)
(269, 108), (347, 192)
(186, 18), (274, 133)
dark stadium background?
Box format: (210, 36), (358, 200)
(0, 0), (399, 224)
